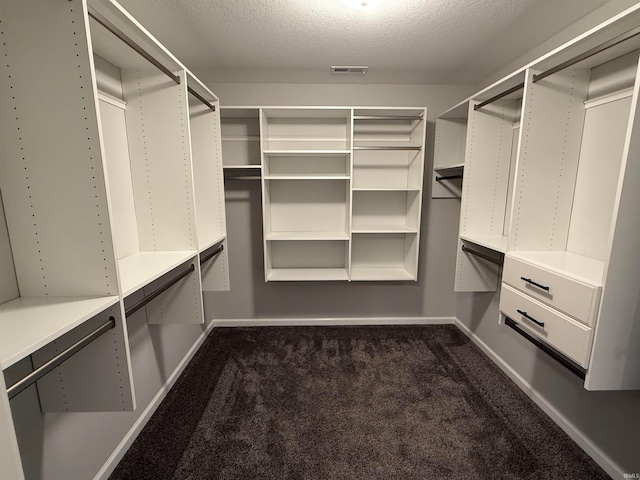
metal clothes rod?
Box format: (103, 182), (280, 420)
(353, 115), (423, 121)
(461, 244), (503, 266)
(436, 174), (463, 182)
(533, 25), (640, 83)
(353, 146), (422, 151)
(125, 263), (195, 317)
(88, 9), (181, 85)
(200, 244), (224, 266)
(7, 317), (116, 400)
(505, 318), (586, 379)
(187, 87), (216, 112)
(474, 82), (525, 111)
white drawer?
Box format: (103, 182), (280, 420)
(502, 255), (601, 326)
(500, 284), (593, 367)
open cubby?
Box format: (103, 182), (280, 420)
(264, 152), (350, 177)
(352, 150), (423, 189)
(93, 46), (203, 324)
(266, 240), (349, 281)
(352, 190), (420, 232)
(454, 73), (524, 292)
(262, 108), (352, 151)
(263, 179), (350, 239)
(221, 107), (261, 167)
(350, 233), (418, 281)
(432, 102), (469, 198)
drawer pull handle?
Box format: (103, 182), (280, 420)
(520, 277), (550, 291)
(517, 309), (545, 327)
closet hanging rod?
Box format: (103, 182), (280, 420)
(125, 264), (195, 317)
(461, 245), (503, 266)
(88, 9), (181, 86)
(353, 146), (422, 151)
(7, 317), (116, 400)
(187, 87), (216, 112)
(200, 244), (224, 266)
(504, 318), (586, 379)
(224, 176), (262, 180)
(474, 82), (525, 111)
(533, 25), (640, 83)
(436, 174), (463, 182)
(353, 115), (423, 121)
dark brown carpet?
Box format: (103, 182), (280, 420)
(109, 325), (609, 479)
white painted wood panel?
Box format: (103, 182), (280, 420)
(99, 98), (140, 259)
(0, 196), (19, 305)
(0, 376), (24, 480)
(122, 69), (197, 252)
(0, 0), (119, 298)
(510, 67), (590, 251)
(566, 96), (631, 260)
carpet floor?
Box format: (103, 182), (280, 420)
(109, 325), (609, 479)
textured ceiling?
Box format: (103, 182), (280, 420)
(116, 0), (613, 85)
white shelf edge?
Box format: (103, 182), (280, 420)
(351, 227), (418, 234)
(267, 268), (349, 281)
(0, 295), (120, 369)
(352, 187), (421, 192)
(118, 251), (198, 297)
(266, 232), (349, 241)
(264, 175), (350, 180)
(460, 234), (509, 253)
(198, 234), (226, 252)
(349, 267), (415, 281)
(223, 165), (262, 169)
(263, 150), (351, 156)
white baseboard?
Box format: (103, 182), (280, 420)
(211, 317), (456, 327)
(453, 318), (624, 480)
(94, 320), (217, 480)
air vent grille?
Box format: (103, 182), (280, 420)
(331, 65), (368, 75)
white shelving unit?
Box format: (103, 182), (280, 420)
(350, 108), (426, 281)
(252, 107), (427, 282)
(0, 0), (229, 476)
(454, 72), (525, 292)
(434, 5), (640, 390)
(186, 72), (230, 293)
(92, 18), (204, 325)
(261, 108), (352, 281)
(0, 0), (136, 420)
(220, 107), (262, 168)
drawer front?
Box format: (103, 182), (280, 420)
(502, 256), (601, 326)
(500, 284), (593, 367)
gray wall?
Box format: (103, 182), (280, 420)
(205, 83), (471, 320)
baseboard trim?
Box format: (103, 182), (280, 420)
(211, 317), (456, 327)
(94, 320), (217, 480)
(453, 318), (624, 480)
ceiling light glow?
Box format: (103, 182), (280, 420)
(341, 0), (386, 9)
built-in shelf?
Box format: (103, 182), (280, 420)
(350, 267), (415, 281)
(0, 296), (119, 369)
(351, 226), (418, 234)
(264, 175), (350, 180)
(198, 234), (227, 253)
(118, 251), (197, 297)
(267, 268), (349, 282)
(460, 234), (509, 253)
(266, 232), (349, 241)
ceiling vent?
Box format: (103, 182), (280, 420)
(331, 65), (368, 75)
